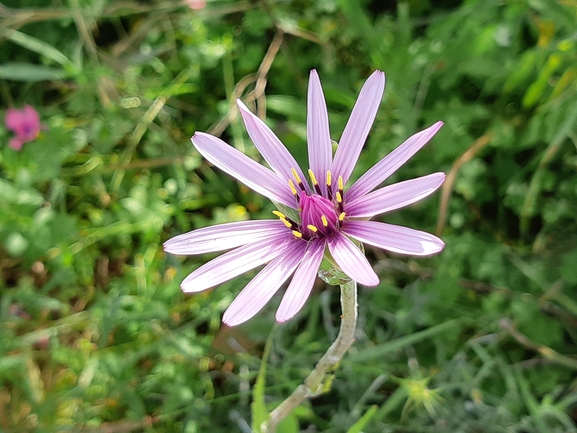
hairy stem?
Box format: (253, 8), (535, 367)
(265, 279), (358, 432)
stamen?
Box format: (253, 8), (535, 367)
(337, 175), (344, 211)
(291, 168), (302, 184)
(288, 179), (298, 196)
(326, 171), (332, 187)
(308, 169), (318, 186)
(339, 212), (346, 221)
(307, 224), (318, 233)
(272, 210), (286, 219)
(291, 168), (306, 191)
(273, 210), (299, 229)
(321, 215), (329, 227)
(291, 230), (303, 238)
(308, 169), (323, 194)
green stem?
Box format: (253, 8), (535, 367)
(264, 279), (358, 432)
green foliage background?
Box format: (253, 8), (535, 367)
(1, 0), (577, 431)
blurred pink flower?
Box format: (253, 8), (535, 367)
(165, 70), (445, 326)
(5, 105), (41, 150)
(185, 0), (206, 10)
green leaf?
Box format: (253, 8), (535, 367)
(347, 405), (378, 433)
(1, 28), (77, 71)
(252, 331), (274, 433)
(0, 62), (65, 81)
(348, 319), (461, 363)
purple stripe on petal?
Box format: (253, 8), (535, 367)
(276, 238), (325, 322)
(192, 132), (296, 208)
(223, 240), (307, 326)
(164, 220), (287, 255)
(237, 99), (309, 192)
(327, 233), (379, 286)
(346, 121), (444, 202)
(343, 220), (444, 256)
(180, 231), (296, 293)
(331, 71), (385, 187)
(307, 70), (332, 196)
(346, 172), (446, 218)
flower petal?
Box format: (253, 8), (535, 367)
(164, 220), (286, 255)
(223, 239), (307, 326)
(180, 231), (296, 293)
(346, 121), (443, 202)
(5, 108), (25, 132)
(307, 70), (332, 196)
(331, 70), (385, 187)
(327, 232), (378, 286)
(237, 99), (308, 192)
(192, 132), (296, 208)
(9, 137), (25, 150)
(346, 172), (445, 218)
(276, 238), (325, 322)
(5, 105), (40, 137)
(343, 220), (444, 256)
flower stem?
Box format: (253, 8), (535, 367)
(265, 279), (358, 432)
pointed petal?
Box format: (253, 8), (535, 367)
(164, 220), (286, 255)
(223, 240), (307, 326)
(346, 172), (446, 218)
(237, 99), (308, 192)
(331, 71), (385, 187)
(5, 108), (24, 132)
(180, 231), (296, 293)
(192, 132), (296, 208)
(276, 238), (325, 322)
(343, 220), (444, 256)
(307, 70), (332, 196)
(327, 232), (378, 286)
(22, 105), (40, 132)
(346, 121), (444, 202)
(9, 137), (25, 150)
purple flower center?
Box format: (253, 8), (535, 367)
(273, 168), (346, 241)
(299, 192), (339, 237)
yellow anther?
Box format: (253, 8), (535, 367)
(339, 212), (346, 221)
(308, 169), (318, 186)
(336, 192), (342, 203)
(291, 230), (303, 238)
(281, 219), (292, 228)
(307, 224), (318, 233)
(326, 171), (332, 187)
(291, 168), (302, 184)
(338, 175), (344, 191)
(288, 179), (298, 195)
(272, 210), (286, 219)
(321, 215), (329, 227)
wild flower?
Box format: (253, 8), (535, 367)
(185, 0), (206, 10)
(4, 105), (42, 151)
(164, 70), (445, 326)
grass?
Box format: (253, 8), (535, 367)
(1, 0), (577, 431)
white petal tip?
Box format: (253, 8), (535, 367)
(222, 314), (250, 327)
(420, 240), (445, 255)
(275, 310), (298, 323)
(360, 276), (379, 287)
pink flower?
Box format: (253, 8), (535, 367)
(164, 70), (445, 326)
(5, 105), (41, 151)
(185, 0), (206, 10)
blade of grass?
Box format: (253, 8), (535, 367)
(349, 319), (461, 363)
(0, 28), (78, 73)
(347, 405), (378, 433)
(252, 330), (274, 433)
